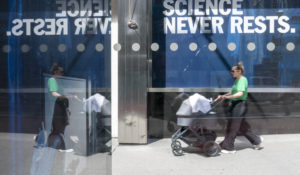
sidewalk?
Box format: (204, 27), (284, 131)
(1, 133), (299, 175)
(0, 133), (111, 175)
(112, 134), (300, 175)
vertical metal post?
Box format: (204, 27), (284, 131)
(111, 0), (119, 139)
(118, 0), (149, 144)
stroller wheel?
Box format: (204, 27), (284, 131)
(203, 141), (220, 157)
(172, 148), (183, 156)
(171, 141), (183, 156)
(204, 130), (217, 142)
(171, 140), (181, 149)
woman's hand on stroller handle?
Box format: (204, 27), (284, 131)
(73, 95), (81, 102)
(214, 95), (223, 102)
(214, 94), (230, 102)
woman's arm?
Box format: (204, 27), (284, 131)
(52, 92), (80, 101)
(223, 92), (231, 96)
(224, 91), (244, 100)
(51, 91), (66, 98)
(215, 92), (231, 101)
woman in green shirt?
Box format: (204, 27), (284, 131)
(48, 63), (66, 100)
(215, 62), (263, 154)
(47, 63), (70, 151)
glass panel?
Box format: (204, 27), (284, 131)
(0, 0), (111, 174)
(147, 0), (300, 166)
(152, 0), (300, 88)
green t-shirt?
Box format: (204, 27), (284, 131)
(231, 76), (248, 101)
(48, 77), (58, 92)
(48, 77), (63, 100)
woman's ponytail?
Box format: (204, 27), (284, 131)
(235, 61), (245, 74)
(50, 63), (59, 75)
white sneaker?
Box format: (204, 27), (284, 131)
(59, 149), (74, 153)
(253, 136), (264, 150)
(221, 149), (236, 154)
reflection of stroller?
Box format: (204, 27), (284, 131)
(84, 93), (111, 154)
(171, 94), (222, 157)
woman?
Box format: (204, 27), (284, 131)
(47, 63), (71, 151)
(215, 61), (263, 154)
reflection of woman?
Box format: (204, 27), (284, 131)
(48, 63), (66, 100)
(215, 62), (263, 154)
(47, 63), (70, 150)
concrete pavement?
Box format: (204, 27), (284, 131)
(112, 134), (300, 175)
(0, 133), (111, 175)
(1, 132), (300, 175)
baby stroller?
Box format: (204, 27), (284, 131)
(84, 93), (111, 155)
(171, 93), (222, 157)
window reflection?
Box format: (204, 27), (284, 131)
(0, 0), (111, 174)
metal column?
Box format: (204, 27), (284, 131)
(117, 0), (149, 144)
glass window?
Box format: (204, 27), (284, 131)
(0, 1), (111, 174)
(152, 0), (300, 88)
(148, 0), (300, 155)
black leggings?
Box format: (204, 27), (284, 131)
(220, 100), (261, 150)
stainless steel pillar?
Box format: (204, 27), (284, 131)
(117, 0), (149, 144)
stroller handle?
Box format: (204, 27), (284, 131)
(208, 98), (223, 112)
(211, 97), (222, 105)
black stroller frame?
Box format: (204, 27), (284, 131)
(171, 99), (222, 157)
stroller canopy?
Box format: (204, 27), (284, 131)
(176, 93), (211, 116)
(83, 93), (111, 115)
